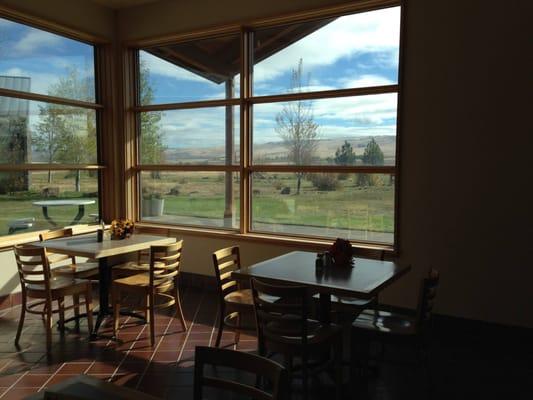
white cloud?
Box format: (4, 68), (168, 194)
(12, 30), (63, 56)
(338, 74), (394, 88)
(254, 7), (400, 83)
(0, 67), (60, 95)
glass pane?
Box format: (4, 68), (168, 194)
(140, 171), (240, 229)
(139, 33), (241, 105)
(253, 7), (400, 96)
(0, 97), (97, 164)
(251, 172), (394, 244)
(0, 18), (95, 102)
(0, 170), (99, 235)
(253, 94), (396, 165)
(140, 107), (240, 165)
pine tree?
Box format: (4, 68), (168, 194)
(357, 137), (384, 186)
(334, 140), (357, 180)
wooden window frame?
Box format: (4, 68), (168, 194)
(0, 7), (109, 247)
(129, 0), (403, 252)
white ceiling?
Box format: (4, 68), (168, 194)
(90, 0), (161, 9)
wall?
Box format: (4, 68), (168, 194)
(0, 0), (115, 40)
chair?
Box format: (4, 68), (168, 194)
(39, 228), (99, 279)
(112, 240), (187, 346)
(212, 246), (255, 348)
(251, 278), (343, 400)
(14, 245), (93, 352)
(193, 346), (288, 400)
(350, 269), (440, 375)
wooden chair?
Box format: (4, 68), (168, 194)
(14, 245), (93, 352)
(112, 240), (187, 346)
(39, 228), (99, 279)
(193, 346), (288, 400)
(350, 269), (440, 375)
(212, 246), (255, 348)
(251, 278), (343, 400)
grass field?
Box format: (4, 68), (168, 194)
(0, 171), (99, 236)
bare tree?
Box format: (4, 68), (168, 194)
(275, 59), (319, 194)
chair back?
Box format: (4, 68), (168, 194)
(194, 345), (288, 400)
(149, 240), (182, 295)
(251, 278), (309, 348)
(14, 245), (52, 293)
(39, 228), (75, 264)
(415, 268), (440, 330)
(212, 246), (242, 303)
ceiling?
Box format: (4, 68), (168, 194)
(90, 0), (161, 9)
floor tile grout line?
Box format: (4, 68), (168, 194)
(112, 286), (188, 383)
(135, 287), (195, 389)
(0, 370), (29, 399)
(175, 291), (205, 367)
(208, 309), (219, 347)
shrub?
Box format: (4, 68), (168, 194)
(309, 174), (339, 191)
(168, 186), (180, 195)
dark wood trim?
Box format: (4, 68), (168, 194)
(0, 88), (103, 110)
(0, 164), (104, 171)
(0, 5), (109, 45)
(248, 165), (396, 174)
(124, 0), (399, 48)
(132, 98), (240, 112)
(136, 165), (240, 172)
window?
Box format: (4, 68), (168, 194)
(0, 17), (101, 236)
(135, 5), (401, 246)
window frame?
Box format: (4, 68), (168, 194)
(130, 0), (403, 252)
(0, 10), (106, 244)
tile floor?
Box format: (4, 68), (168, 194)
(0, 286), (532, 399)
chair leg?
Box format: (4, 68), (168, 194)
(148, 292), (155, 347)
(214, 304), (225, 347)
(73, 294), (80, 330)
(113, 286), (120, 338)
(85, 286), (94, 334)
(302, 352), (309, 400)
(57, 297), (65, 333)
(334, 338), (343, 400)
(145, 294), (150, 324)
(284, 354), (293, 400)
(45, 298), (53, 352)
(234, 312), (241, 346)
(174, 278), (187, 332)
(15, 293), (26, 347)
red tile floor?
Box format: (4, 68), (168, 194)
(0, 287), (258, 399)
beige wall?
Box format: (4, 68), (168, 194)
(0, 0), (115, 39)
(0, 0), (531, 328)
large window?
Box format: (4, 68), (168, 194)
(135, 5), (401, 246)
(0, 17), (101, 236)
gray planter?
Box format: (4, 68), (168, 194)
(142, 198), (165, 217)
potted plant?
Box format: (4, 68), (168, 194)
(142, 192), (165, 217)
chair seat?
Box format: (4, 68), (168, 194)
(114, 260), (162, 271)
(224, 288), (254, 307)
(52, 262), (99, 279)
(266, 319), (342, 347)
(27, 276), (89, 294)
(114, 272), (151, 287)
(313, 293), (375, 308)
(352, 309), (417, 336)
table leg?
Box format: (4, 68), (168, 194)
(70, 205), (86, 225)
(41, 206), (57, 227)
(319, 292), (332, 324)
(91, 257), (111, 339)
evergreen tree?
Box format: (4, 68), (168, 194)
(334, 140), (357, 180)
(357, 137), (384, 186)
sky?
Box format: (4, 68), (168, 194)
(0, 6), (400, 157)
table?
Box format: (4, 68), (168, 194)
(233, 251), (410, 323)
(33, 233), (175, 338)
(33, 199), (96, 227)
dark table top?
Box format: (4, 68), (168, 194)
(233, 251), (410, 299)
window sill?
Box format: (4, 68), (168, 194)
(135, 222), (396, 258)
(0, 224), (101, 252)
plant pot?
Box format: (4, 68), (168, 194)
(142, 198), (165, 217)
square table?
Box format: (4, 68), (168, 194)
(233, 251), (410, 323)
(33, 233), (175, 338)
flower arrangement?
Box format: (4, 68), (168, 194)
(110, 219), (135, 240)
(328, 238), (354, 267)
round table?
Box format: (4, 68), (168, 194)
(32, 199), (96, 227)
